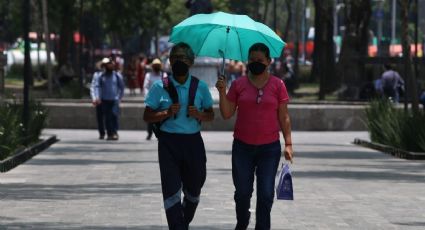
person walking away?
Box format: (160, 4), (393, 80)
(125, 56), (138, 96)
(143, 58), (168, 140)
(90, 60), (106, 139)
(381, 64), (404, 103)
(216, 43), (294, 230)
(143, 42), (214, 230)
(137, 54), (148, 95)
(94, 57), (125, 141)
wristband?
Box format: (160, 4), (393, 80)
(285, 143), (292, 146)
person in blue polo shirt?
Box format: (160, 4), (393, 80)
(143, 42), (214, 230)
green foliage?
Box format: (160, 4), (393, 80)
(0, 100), (48, 161)
(366, 99), (425, 152)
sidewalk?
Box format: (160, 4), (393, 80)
(1, 130), (425, 229)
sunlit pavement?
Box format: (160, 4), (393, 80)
(1, 129), (425, 229)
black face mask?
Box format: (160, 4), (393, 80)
(172, 60), (189, 76)
(248, 62), (267, 75)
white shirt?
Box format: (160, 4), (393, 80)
(143, 71), (167, 96)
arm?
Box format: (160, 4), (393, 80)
(188, 106), (214, 122)
(91, 73), (101, 105)
(143, 73), (150, 96)
(117, 73), (125, 100)
(278, 103), (293, 163)
(143, 106), (172, 123)
(215, 76), (236, 119)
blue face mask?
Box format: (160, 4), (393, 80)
(248, 61), (267, 75)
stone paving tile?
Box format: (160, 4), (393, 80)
(1, 130), (425, 230)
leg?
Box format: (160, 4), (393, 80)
(102, 101), (113, 137)
(158, 134), (186, 230)
(232, 139), (256, 230)
(96, 104), (105, 138)
(181, 133), (207, 227)
(147, 123), (154, 140)
(255, 141), (281, 230)
(111, 100), (120, 135)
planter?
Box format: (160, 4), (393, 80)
(354, 138), (425, 160)
(0, 135), (58, 172)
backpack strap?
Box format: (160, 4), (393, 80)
(162, 73), (178, 119)
(188, 76), (199, 106)
(188, 76), (200, 123)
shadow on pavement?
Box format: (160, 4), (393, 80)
(26, 159), (158, 166)
(0, 183), (161, 201)
(0, 222), (238, 229)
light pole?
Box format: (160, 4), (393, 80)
(375, 0), (384, 56)
(23, 0), (31, 144)
(391, 0), (396, 44)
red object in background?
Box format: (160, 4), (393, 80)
(283, 41), (314, 60)
(73, 32), (86, 44)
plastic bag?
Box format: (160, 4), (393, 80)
(276, 163), (294, 200)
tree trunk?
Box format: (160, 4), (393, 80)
(312, 0), (336, 100)
(282, 0), (292, 41)
(58, 0), (74, 68)
(41, 0), (52, 96)
(262, 0), (270, 23)
(400, 0), (419, 113)
(336, 0), (371, 100)
(293, 0), (301, 87)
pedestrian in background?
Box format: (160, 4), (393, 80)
(93, 57), (125, 141)
(90, 60), (106, 139)
(143, 58), (167, 140)
(137, 54), (148, 95)
(381, 64), (404, 103)
(143, 42), (214, 229)
(125, 56), (138, 96)
(216, 43), (293, 230)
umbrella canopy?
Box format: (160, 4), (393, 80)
(169, 11), (285, 62)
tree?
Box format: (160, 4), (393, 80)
(399, 0), (419, 113)
(41, 0), (53, 96)
(336, 0), (371, 100)
(312, 0), (336, 100)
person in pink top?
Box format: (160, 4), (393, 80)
(216, 43), (293, 230)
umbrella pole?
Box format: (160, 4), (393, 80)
(220, 26), (230, 77)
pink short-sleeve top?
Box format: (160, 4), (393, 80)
(227, 75), (289, 145)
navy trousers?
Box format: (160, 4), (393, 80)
(158, 132), (207, 230)
(101, 100), (120, 136)
(232, 139), (281, 230)
(95, 104), (105, 136)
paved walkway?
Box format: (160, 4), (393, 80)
(1, 130), (425, 230)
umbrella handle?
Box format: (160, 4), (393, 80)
(219, 26), (230, 77)
(221, 57), (225, 76)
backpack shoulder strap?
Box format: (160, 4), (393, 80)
(188, 76), (199, 106)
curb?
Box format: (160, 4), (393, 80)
(353, 138), (425, 160)
(0, 135), (59, 173)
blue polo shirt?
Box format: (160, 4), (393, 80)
(144, 75), (213, 134)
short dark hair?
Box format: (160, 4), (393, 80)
(384, 64), (393, 70)
(248, 43), (271, 60)
(170, 42), (195, 63)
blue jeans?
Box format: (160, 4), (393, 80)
(101, 100), (120, 136)
(232, 139), (281, 230)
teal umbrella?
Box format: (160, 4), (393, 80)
(169, 11), (285, 74)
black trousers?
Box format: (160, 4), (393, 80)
(95, 104), (105, 136)
(158, 132), (207, 230)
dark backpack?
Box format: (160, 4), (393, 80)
(151, 75), (200, 138)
